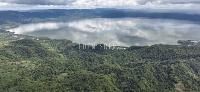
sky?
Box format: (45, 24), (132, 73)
(0, 0), (200, 10)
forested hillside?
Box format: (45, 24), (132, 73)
(0, 38), (200, 92)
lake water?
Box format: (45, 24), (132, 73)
(9, 18), (200, 46)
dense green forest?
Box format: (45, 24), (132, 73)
(0, 37), (200, 92)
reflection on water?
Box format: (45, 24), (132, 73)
(9, 18), (200, 46)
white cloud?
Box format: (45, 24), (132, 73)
(1, 0), (200, 9)
(71, 0), (138, 7)
(0, 2), (58, 10)
(0, 0), (75, 5)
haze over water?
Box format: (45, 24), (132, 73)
(9, 18), (200, 46)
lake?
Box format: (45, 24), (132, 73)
(9, 18), (200, 46)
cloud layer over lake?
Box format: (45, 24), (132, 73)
(9, 18), (200, 46)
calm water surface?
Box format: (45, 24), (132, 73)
(9, 18), (200, 46)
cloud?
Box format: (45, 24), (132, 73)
(71, 0), (138, 7)
(160, 0), (200, 4)
(2, 0), (200, 5)
(1, 0), (200, 9)
(0, 0), (75, 5)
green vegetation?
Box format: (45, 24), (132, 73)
(0, 37), (200, 92)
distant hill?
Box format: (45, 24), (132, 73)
(0, 9), (200, 26)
